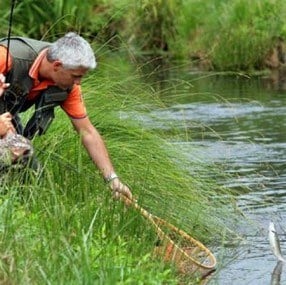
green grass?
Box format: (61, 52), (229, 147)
(0, 55), (239, 284)
(1, 0), (286, 70)
(180, 0), (286, 71)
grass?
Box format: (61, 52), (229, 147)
(180, 0), (286, 71)
(0, 54), (238, 284)
(1, 0), (286, 70)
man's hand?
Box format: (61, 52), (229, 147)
(0, 112), (15, 136)
(109, 178), (133, 200)
(0, 73), (10, 97)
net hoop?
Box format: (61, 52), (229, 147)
(121, 196), (217, 276)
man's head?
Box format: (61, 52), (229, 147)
(46, 32), (96, 89)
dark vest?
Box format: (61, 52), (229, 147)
(0, 37), (68, 139)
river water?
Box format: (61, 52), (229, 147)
(141, 68), (286, 285)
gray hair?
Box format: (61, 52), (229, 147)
(47, 32), (97, 70)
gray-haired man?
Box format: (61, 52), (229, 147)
(0, 32), (132, 199)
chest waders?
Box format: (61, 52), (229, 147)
(0, 37), (69, 140)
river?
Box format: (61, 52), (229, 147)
(141, 67), (286, 285)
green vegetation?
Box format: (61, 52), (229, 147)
(0, 54), (237, 284)
(1, 0), (286, 70)
(180, 0), (286, 71)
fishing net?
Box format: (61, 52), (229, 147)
(152, 215), (216, 277)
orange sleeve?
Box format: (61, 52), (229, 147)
(0, 46), (12, 74)
(61, 85), (87, 119)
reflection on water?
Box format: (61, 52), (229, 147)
(271, 261), (283, 285)
(139, 69), (286, 284)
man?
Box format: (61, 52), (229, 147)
(0, 32), (132, 199)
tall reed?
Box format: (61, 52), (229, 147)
(0, 53), (235, 284)
(1, 0), (286, 70)
(181, 0), (286, 70)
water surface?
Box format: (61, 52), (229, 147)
(141, 69), (286, 285)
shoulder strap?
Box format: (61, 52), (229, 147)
(0, 37), (50, 60)
(23, 86), (69, 139)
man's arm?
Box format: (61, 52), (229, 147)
(71, 116), (114, 177)
(71, 116), (132, 199)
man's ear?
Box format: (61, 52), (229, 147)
(53, 60), (63, 71)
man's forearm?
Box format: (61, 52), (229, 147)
(71, 117), (132, 199)
(81, 129), (115, 179)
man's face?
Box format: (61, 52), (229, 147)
(52, 62), (88, 90)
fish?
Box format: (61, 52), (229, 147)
(0, 133), (33, 168)
(269, 221), (286, 262)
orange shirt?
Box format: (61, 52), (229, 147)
(0, 46), (87, 119)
